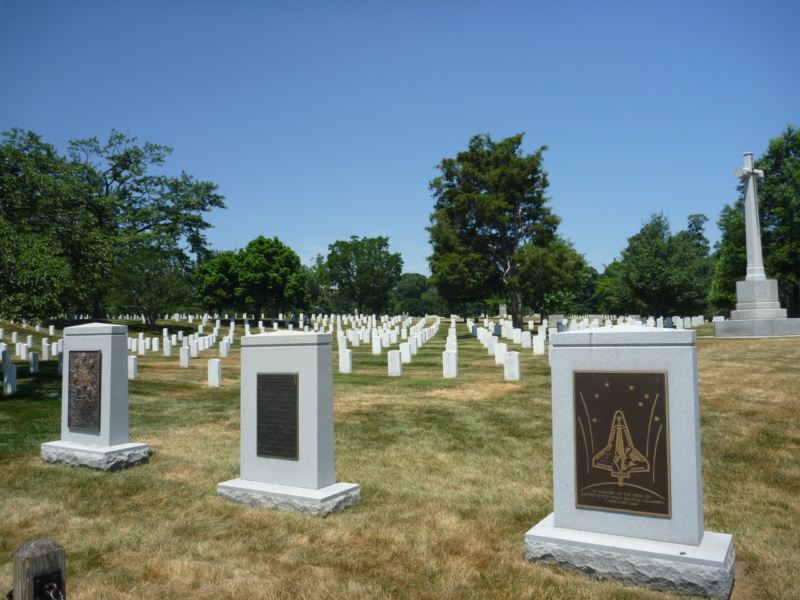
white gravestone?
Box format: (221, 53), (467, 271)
(41, 323), (150, 470)
(486, 335), (497, 355)
(128, 355), (138, 380)
(399, 342), (411, 364)
(208, 359), (222, 387)
(494, 342), (507, 366)
(442, 350), (458, 379)
(217, 332), (360, 515)
(524, 326), (735, 598)
(533, 336), (545, 356)
(163, 339), (172, 357)
(387, 350), (402, 377)
(521, 331), (532, 349)
(338, 348), (352, 374)
(180, 346), (190, 368)
(29, 352), (40, 374)
(503, 351), (520, 381)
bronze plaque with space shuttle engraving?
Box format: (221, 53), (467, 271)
(573, 371), (670, 517)
(256, 373), (299, 460)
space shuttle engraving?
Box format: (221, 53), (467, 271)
(592, 410), (650, 485)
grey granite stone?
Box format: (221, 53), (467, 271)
(41, 441), (150, 471)
(217, 479), (360, 517)
(525, 515), (735, 599)
(715, 318), (800, 338)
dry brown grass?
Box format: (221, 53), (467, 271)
(0, 320), (798, 599)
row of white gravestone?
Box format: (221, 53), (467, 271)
(0, 323), (57, 337)
(335, 316), (415, 374)
(550, 313), (713, 332)
(471, 320), (547, 381)
(387, 318), (440, 376)
(442, 320), (458, 378)
(1, 329), (66, 395)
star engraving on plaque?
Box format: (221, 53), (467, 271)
(73, 356), (98, 395)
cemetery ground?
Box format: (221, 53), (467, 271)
(0, 320), (798, 599)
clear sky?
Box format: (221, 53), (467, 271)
(1, 1), (798, 274)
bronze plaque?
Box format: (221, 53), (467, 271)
(256, 373), (299, 460)
(67, 350), (102, 431)
(574, 371), (670, 517)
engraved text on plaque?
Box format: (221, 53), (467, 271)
(573, 371), (670, 517)
(67, 350), (102, 431)
(256, 373), (299, 460)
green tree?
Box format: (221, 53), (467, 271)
(325, 236), (403, 314)
(0, 128), (225, 319)
(517, 237), (595, 315)
(392, 273), (429, 315)
(0, 129), (113, 316)
(708, 203), (745, 313)
(391, 273), (447, 316)
(0, 221), (72, 319)
(303, 254), (336, 314)
(236, 236), (306, 316)
(106, 243), (191, 325)
(196, 251), (241, 314)
(669, 214), (713, 315)
(711, 126), (800, 316)
(618, 213), (674, 316)
(594, 213), (712, 316)
(594, 260), (638, 315)
(428, 133), (558, 327)
(68, 131), (225, 261)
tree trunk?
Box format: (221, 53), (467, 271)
(511, 288), (524, 329)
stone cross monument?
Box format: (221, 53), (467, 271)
(737, 152), (767, 281)
(715, 153), (799, 336)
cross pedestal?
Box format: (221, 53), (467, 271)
(716, 153), (800, 337)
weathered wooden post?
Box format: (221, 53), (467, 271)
(12, 539), (66, 600)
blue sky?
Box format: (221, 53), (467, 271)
(1, 1), (798, 273)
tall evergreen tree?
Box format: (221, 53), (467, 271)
(428, 133), (558, 326)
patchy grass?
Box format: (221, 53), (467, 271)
(0, 320), (798, 599)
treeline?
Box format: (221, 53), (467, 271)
(196, 235), (446, 317)
(2, 126), (798, 323)
(0, 129), (224, 323)
(0, 129), (440, 320)
(426, 128), (800, 323)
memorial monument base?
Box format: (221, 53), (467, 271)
(524, 513), (735, 600)
(217, 478), (360, 517)
(715, 318), (800, 337)
(716, 278), (800, 337)
(41, 440), (151, 471)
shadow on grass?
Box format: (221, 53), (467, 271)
(0, 362), (61, 459)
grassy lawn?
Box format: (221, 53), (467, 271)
(0, 320), (798, 599)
